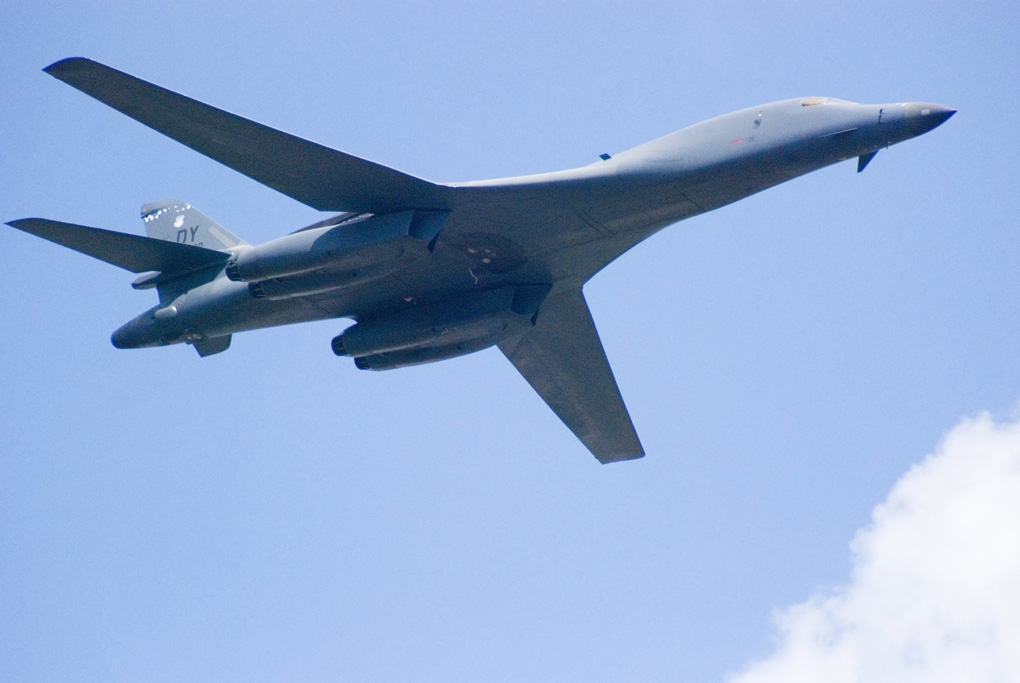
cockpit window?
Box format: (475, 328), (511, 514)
(801, 97), (854, 107)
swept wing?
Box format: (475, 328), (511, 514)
(44, 58), (449, 214)
(499, 288), (643, 463)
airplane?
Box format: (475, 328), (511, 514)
(7, 58), (955, 464)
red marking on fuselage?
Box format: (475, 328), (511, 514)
(730, 137), (744, 144)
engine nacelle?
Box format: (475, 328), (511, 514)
(225, 210), (447, 283)
(332, 285), (549, 361)
(248, 261), (401, 300)
(353, 337), (500, 371)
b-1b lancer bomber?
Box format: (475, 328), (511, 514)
(8, 58), (954, 463)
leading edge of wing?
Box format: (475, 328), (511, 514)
(499, 288), (644, 464)
(44, 58), (449, 214)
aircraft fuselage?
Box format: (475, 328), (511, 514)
(111, 98), (953, 352)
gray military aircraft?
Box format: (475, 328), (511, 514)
(8, 58), (954, 463)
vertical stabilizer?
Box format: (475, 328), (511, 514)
(141, 199), (248, 250)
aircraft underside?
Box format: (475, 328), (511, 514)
(7, 58), (954, 462)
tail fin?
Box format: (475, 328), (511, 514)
(141, 199), (247, 250)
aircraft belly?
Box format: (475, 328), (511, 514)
(576, 182), (702, 236)
(304, 275), (415, 318)
(437, 176), (708, 286)
(442, 202), (600, 254)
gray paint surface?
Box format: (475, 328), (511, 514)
(7, 58), (954, 463)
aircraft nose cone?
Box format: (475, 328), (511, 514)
(907, 102), (956, 132)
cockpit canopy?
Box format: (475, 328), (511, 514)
(800, 97), (854, 107)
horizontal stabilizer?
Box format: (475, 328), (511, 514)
(6, 218), (229, 274)
(499, 288), (644, 463)
(44, 58), (450, 214)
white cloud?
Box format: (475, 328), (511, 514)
(727, 413), (1020, 683)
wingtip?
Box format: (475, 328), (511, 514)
(43, 57), (97, 80)
(596, 448), (646, 464)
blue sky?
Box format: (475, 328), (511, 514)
(2, 2), (1018, 681)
